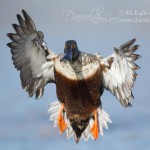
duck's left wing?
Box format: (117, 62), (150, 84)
(100, 39), (140, 107)
(7, 10), (57, 99)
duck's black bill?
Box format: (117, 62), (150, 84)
(60, 49), (72, 62)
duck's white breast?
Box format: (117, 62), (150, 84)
(55, 53), (101, 80)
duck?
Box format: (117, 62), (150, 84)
(7, 10), (140, 143)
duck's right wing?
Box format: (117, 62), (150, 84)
(7, 10), (57, 99)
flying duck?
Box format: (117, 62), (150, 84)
(7, 10), (140, 143)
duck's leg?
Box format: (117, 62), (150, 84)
(57, 103), (67, 134)
(90, 109), (99, 140)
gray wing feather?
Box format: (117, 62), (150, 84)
(7, 10), (56, 99)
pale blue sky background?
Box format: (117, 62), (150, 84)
(0, 0), (149, 150)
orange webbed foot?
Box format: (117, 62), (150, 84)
(90, 110), (99, 140)
(57, 104), (67, 134)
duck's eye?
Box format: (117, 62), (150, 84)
(73, 44), (76, 49)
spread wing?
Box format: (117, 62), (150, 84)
(100, 39), (140, 107)
(7, 10), (57, 99)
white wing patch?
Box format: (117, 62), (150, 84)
(100, 39), (140, 107)
(48, 101), (112, 142)
(41, 61), (55, 82)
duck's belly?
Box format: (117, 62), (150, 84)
(54, 61), (102, 117)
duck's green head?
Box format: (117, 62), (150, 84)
(60, 40), (79, 63)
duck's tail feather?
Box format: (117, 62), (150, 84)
(48, 101), (112, 142)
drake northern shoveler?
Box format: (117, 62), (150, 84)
(7, 10), (140, 143)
